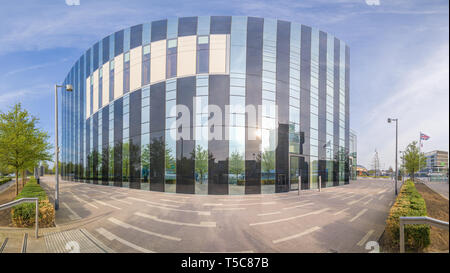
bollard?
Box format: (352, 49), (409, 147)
(319, 176), (321, 192)
(298, 176), (301, 196)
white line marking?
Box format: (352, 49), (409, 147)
(145, 204), (210, 216)
(257, 211), (281, 216)
(212, 207), (246, 211)
(203, 201), (276, 207)
(128, 197), (179, 208)
(108, 217), (181, 241)
(91, 199), (122, 210)
(357, 230), (375, 246)
(283, 202), (314, 210)
(70, 193), (99, 209)
(388, 201), (393, 206)
(62, 202), (81, 220)
(377, 189), (387, 194)
(363, 198), (373, 205)
(272, 226), (321, 244)
(134, 212), (216, 227)
(110, 196), (132, 205)
(378, 194), (384, 200)
(95, 227), (154, 253)
(160, 198), (186, 204)
(347, 196), (369, 205)
(333, 208), (350, 216)
(250, 208), (330, 226)
(349, 208), (368, 222)
(341, 194), (357, 200)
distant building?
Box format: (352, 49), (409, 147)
(356, 165), (368, 176)
(424, 150), (448, 173)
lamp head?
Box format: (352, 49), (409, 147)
(387, 118), (392, 123)
(65, 84), (73, 92)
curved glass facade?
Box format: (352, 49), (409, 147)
(61, 16), (350, 195)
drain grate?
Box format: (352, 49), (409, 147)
(44, 228), (114, 253)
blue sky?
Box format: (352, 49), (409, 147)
(0, 0), (448, 169)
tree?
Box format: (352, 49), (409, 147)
(194, 145), (208, 184)
(0, 104), (52, 195)
(229, 150), (244, 183)
(401, 141), (427, 181)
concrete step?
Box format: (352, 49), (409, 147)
(0, 234), (23, 253)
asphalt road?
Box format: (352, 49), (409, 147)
(39, 176), (396, 253)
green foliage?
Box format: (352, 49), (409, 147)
(194, 145), (208, 183)
(11, 177), (55, 227)
(229, 150), (245, 182)
(385, 180), (430, 252)
(261, 150), (275, 173)
(401, 141), (427, 180)
(0, 177), (12, 185)
(0, 103), (52, 194)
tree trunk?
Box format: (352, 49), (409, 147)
(15, 170), (19, 195)
(22, 170), (26, 187)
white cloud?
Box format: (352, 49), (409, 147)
(357, 44), (449, 169)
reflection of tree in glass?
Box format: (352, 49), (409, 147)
(165, 144), (176, 172)
(229, 150), (244, 183)
(122, 142), (129, 181)
(194, 145), (208, 184)
(149, 137), (165, 178)
(261, 150), (275, 174)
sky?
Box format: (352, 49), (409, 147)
(0, 0), (448, 170)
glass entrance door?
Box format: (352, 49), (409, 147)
(289, 156), (300, 191)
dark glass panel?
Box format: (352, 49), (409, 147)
(93, 42), (99, 71)
(176, 76), (196, 194)
(151, 19), (167, 42)
(129, 90), (142, 189)
(318, 31), (327, 187)
(142, 51), (150, 86)
(166, 46), (177, 78)
(102, 107), (109, 185)
(300, 25), (311, 189)
(114, 98), (123, 186)
(197, 39), (209, 74)
(275, 20), (290, 193)
(333, 37), (340, 186)
(102, 36), (110, 64)
(85, 49), (91, 76)
(210, 16), (231, 34)
(208, 75), (229, 194)
(245, 17), (263, 194)
(114, 30), (124, 57)
(130, 24), (143, 49)
(178, 17), (198, 36)
(150, 82), (166, 191)
(123, 59), (130, 93)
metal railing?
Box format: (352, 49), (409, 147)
(399, 216), (449, 253)
(0, 198), (39, 238)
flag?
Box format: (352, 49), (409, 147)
(420, 133), (430, 141)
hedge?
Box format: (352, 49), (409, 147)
(385, 180), (430, 251)
(11, 177), (55, 228)
(0, 177), (12, 185)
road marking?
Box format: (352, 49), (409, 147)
(110, 196), (132, 205)
(347, 196), (369, 205)
(349, 209), (368, 222)
(212, 207), (246, 211)
(333, 208), (350, 216)
(250, 208), (330, 226)
(257, 211), (281, 216)
(341, 194), (357, 200)
(128, 197), (179, 208)
(357, 230), (375, 246)
(62, 202), (81, 220)
(95, 228), (154, 253)
(70, 193), (99, 209)
(134, 212), (216, 227)
(378, 194), (384, 200)
(377, 189), (387, 194)
(203, 201), (276, 207)
(160, 198), (186, 204)
(283, 202), (314, 210)
(145, 204), (210, 216)
(108, 217), (181, 241)
(91, 198), (122, 210)
(272, 226), (321, 244)
(363, 198), (373, 205)
(388, 201), (393, 206)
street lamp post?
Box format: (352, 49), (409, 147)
(54, 84), (73, 210)
(387, 118), (398, 196)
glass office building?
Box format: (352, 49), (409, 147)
(61, 16), (350, 195)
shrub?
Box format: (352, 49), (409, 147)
(384, 180), (430, 252)
(0, 177), (12, 185)
(11, 177), (55, 228)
